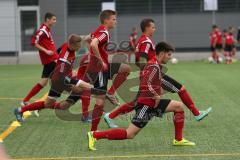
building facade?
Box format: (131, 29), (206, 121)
(0, 0), (239, 61)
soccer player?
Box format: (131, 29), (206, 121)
(87, 42), (195, 151)
(224, 28), (236, 64)
(82, 10), (131, 131)
(228, 26), (237, 60)
(104, 19), (211, 128)
(14, 34), (93, 122)
(129, 27), (138, 51)
(21, 13), (58, 110)
(209, 25), (219, 63)
(215, 26), (223, 58)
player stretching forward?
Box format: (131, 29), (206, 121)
(83, 10), (131, 131)
(14, 35), (93, 122)
(88, 42), (195, 151)
(104, 19), (211, 128)
(21, 13), (58, 108)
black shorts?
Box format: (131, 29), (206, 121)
(161, 75), (182, 93)
(131, 99), (171, 128)
(216, 44), (223, 50)
(65, 94), (81, 104)
(210, 46), (216, 52)
(85, 62), (121, 93)
(48, 74), (74, 100)
(42, 61), (56, 78)
(224, 45), (233, 52)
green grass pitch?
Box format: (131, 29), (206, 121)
(0, 61), (240, 160)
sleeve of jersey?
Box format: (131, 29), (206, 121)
(96, 32), (108, 44)
(139, 42), (151, 60)
(57, 44), (64, 54)
(31, 30), (44, 46)
(146, 66), (161, 96)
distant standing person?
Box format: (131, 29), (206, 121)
(209, 25), (219, 63)
(129, 27), (138, 51)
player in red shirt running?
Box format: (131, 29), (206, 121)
(82, 10), (131, 131)
(87, 42), (195, 151)
(14, 35), (94, 122)
(21, 13), (58, 108)
(103, 19), (211, 129)
(77, 26), (137, 123)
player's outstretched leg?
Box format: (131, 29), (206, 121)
(104, 101), (135, 128)
(107, 63), (131, 106)
(88, 123), (140, 151)
(178, 86), (212, 121)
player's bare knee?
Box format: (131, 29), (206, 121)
(39, 79), (48, 87)
(124, 64), (131, 73)
(120, 64), (131, 73)
(96, 96), (105, 105)
(175, 102), (184, 112)
(126, 132), (136, 139)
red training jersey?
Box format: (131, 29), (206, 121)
(54, 43), (76, 78)
(137, 59), (162, 107)
(135, 34), (156, 63)
(215, 30), (222, 45)
(225, 33), (234, 45)
(90, 25), (110, 65)
(31, 23), (58, 65)
(209, 31), (217, 46)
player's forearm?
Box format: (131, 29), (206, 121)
(91, 43), (103, 61)
(34, 43), (49, 54)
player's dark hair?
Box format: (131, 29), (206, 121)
(212, 25), (218, 29)
(155, 42), (175, 55)
(140, 18), (155, 32)
(44, 12), (56, 22)
(99, 10), (116, 24)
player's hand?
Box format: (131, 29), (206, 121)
(45, 50), (54, 56)
(102, 62), (108, 71)
(154, 95), (161, 100)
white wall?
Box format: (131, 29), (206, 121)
(0, 0), (17, 53)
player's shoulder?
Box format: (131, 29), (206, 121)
(60, 42), (68, 48)
(139, 35), (155, 48)
(146, 59), (160, 70)
(38, 23), (50, 37)
(95, 25), (109, 34)
(59, 42), (68, 52)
